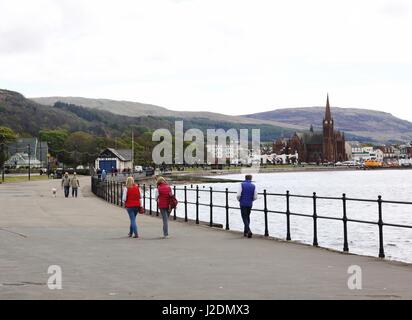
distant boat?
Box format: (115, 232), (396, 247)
(363, 160), (383, 168)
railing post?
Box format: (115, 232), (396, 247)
(119, 182), (122, 206)
(117, 182), (122, 206)
(225, 188), (230, 230)
(114, 182), (116, 205)
(378, 195), (385, 258)
(111, 181), (114, 204)
(264, 190), (269, 237)
(123, 183), (126, 207)
(109, 181), (111, 203)
(109, 181), (112, 204)
(116, 182), (119, 206)
(184, 186), (188, 222)
(342, 193), (349, 253)
(174, 185), (177, 221)
(106, 181), (108, 201)
(143, 184), (146, 211)
(196, 185), (199, 224)
(120, 183), (124, 207)
(313, 192), (319, 247)
(156, 195), (159, 216)
(209, 187), (213, 227)
(286, 191), (291, 241)
(149, 185), (152, 215)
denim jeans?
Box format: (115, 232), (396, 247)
(72, 188), (78, 198)
(160, 208), (170, 236)
(127, 207), (138, 236)
(241, 206), (252, 235)
(64, 186), (70, 198)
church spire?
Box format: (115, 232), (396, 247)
(325, 94), (332, 121)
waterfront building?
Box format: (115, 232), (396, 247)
(273, 95), (347, 163)
(206, 143), (258, 165)
(5, 152), (41, 168)
(95, 148), (133, 172)
(7, 138), (48, 168)
(351, 146), (384, 162)
(375, 145), (401, 160)
(399, 143), (412, 159)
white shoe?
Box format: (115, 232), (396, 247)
(163, 235), (170, 239)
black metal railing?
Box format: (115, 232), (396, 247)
(91, 176), (412, 259)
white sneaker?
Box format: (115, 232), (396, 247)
(163, 235), (170, 239)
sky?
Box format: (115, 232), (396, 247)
(1, 0), (412, 120)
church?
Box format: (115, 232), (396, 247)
(273, 95), (347, 163)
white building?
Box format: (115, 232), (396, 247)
(95, 148), (133, 172)
(273, 152), (299, 164)
(351, 146), (383, 162)
(5, 153), (41, 168)
(206, 144), (259, 165)
(7, 138), (49, 168)
(345, 142), (353, 160)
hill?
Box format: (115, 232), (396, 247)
(0, 90), (92, 135)
(244, 107), (412, 143)
(1, 90), (295, 142)
(6, 90), (412, 143)
(31, 96), (302, 129)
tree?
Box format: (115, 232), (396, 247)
(135, 131), (156, 166)
(64, 131), (99, 166)
(38, 129), (70, 163)
(0, 126), (17, 175)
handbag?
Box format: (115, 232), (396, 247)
(139, 206), (145, 214)
(169, 194), (178, 210)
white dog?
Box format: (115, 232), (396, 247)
(52, 188), (57, 197)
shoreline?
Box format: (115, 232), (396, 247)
(103, 165), (412, 186)
(169, 165), (362, 179)
(159, 165), (412, 185)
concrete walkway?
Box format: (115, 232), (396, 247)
(1, 177), (412, 300)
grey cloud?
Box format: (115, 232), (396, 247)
(0, 28), (46, 55)
(380, 0), (411, 17)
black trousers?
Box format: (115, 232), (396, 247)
(64, 186), (70, 198)
(241, 206), (252, 235)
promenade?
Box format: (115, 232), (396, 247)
(1, 177), (412, 299)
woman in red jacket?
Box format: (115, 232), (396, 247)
(155, 176), (173, 239)
(122, 177), (142, 238)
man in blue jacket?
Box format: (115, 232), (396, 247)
(237, 175), (258, 238)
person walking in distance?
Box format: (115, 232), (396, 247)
(237, 175), (258, 238)
(122, 177), (142, 239)
(61, 172), (71, 198)
(101, 169), (107, 181)
(71, 172), (80, 198)
(155, 176), (173, 239)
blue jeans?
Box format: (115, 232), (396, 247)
(72, 188), (78, 197)
(241, 206), (252, 235)
(160, 208), (170, 236)
(127, 207), (138, 236)
(64, 186), (70, 198)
